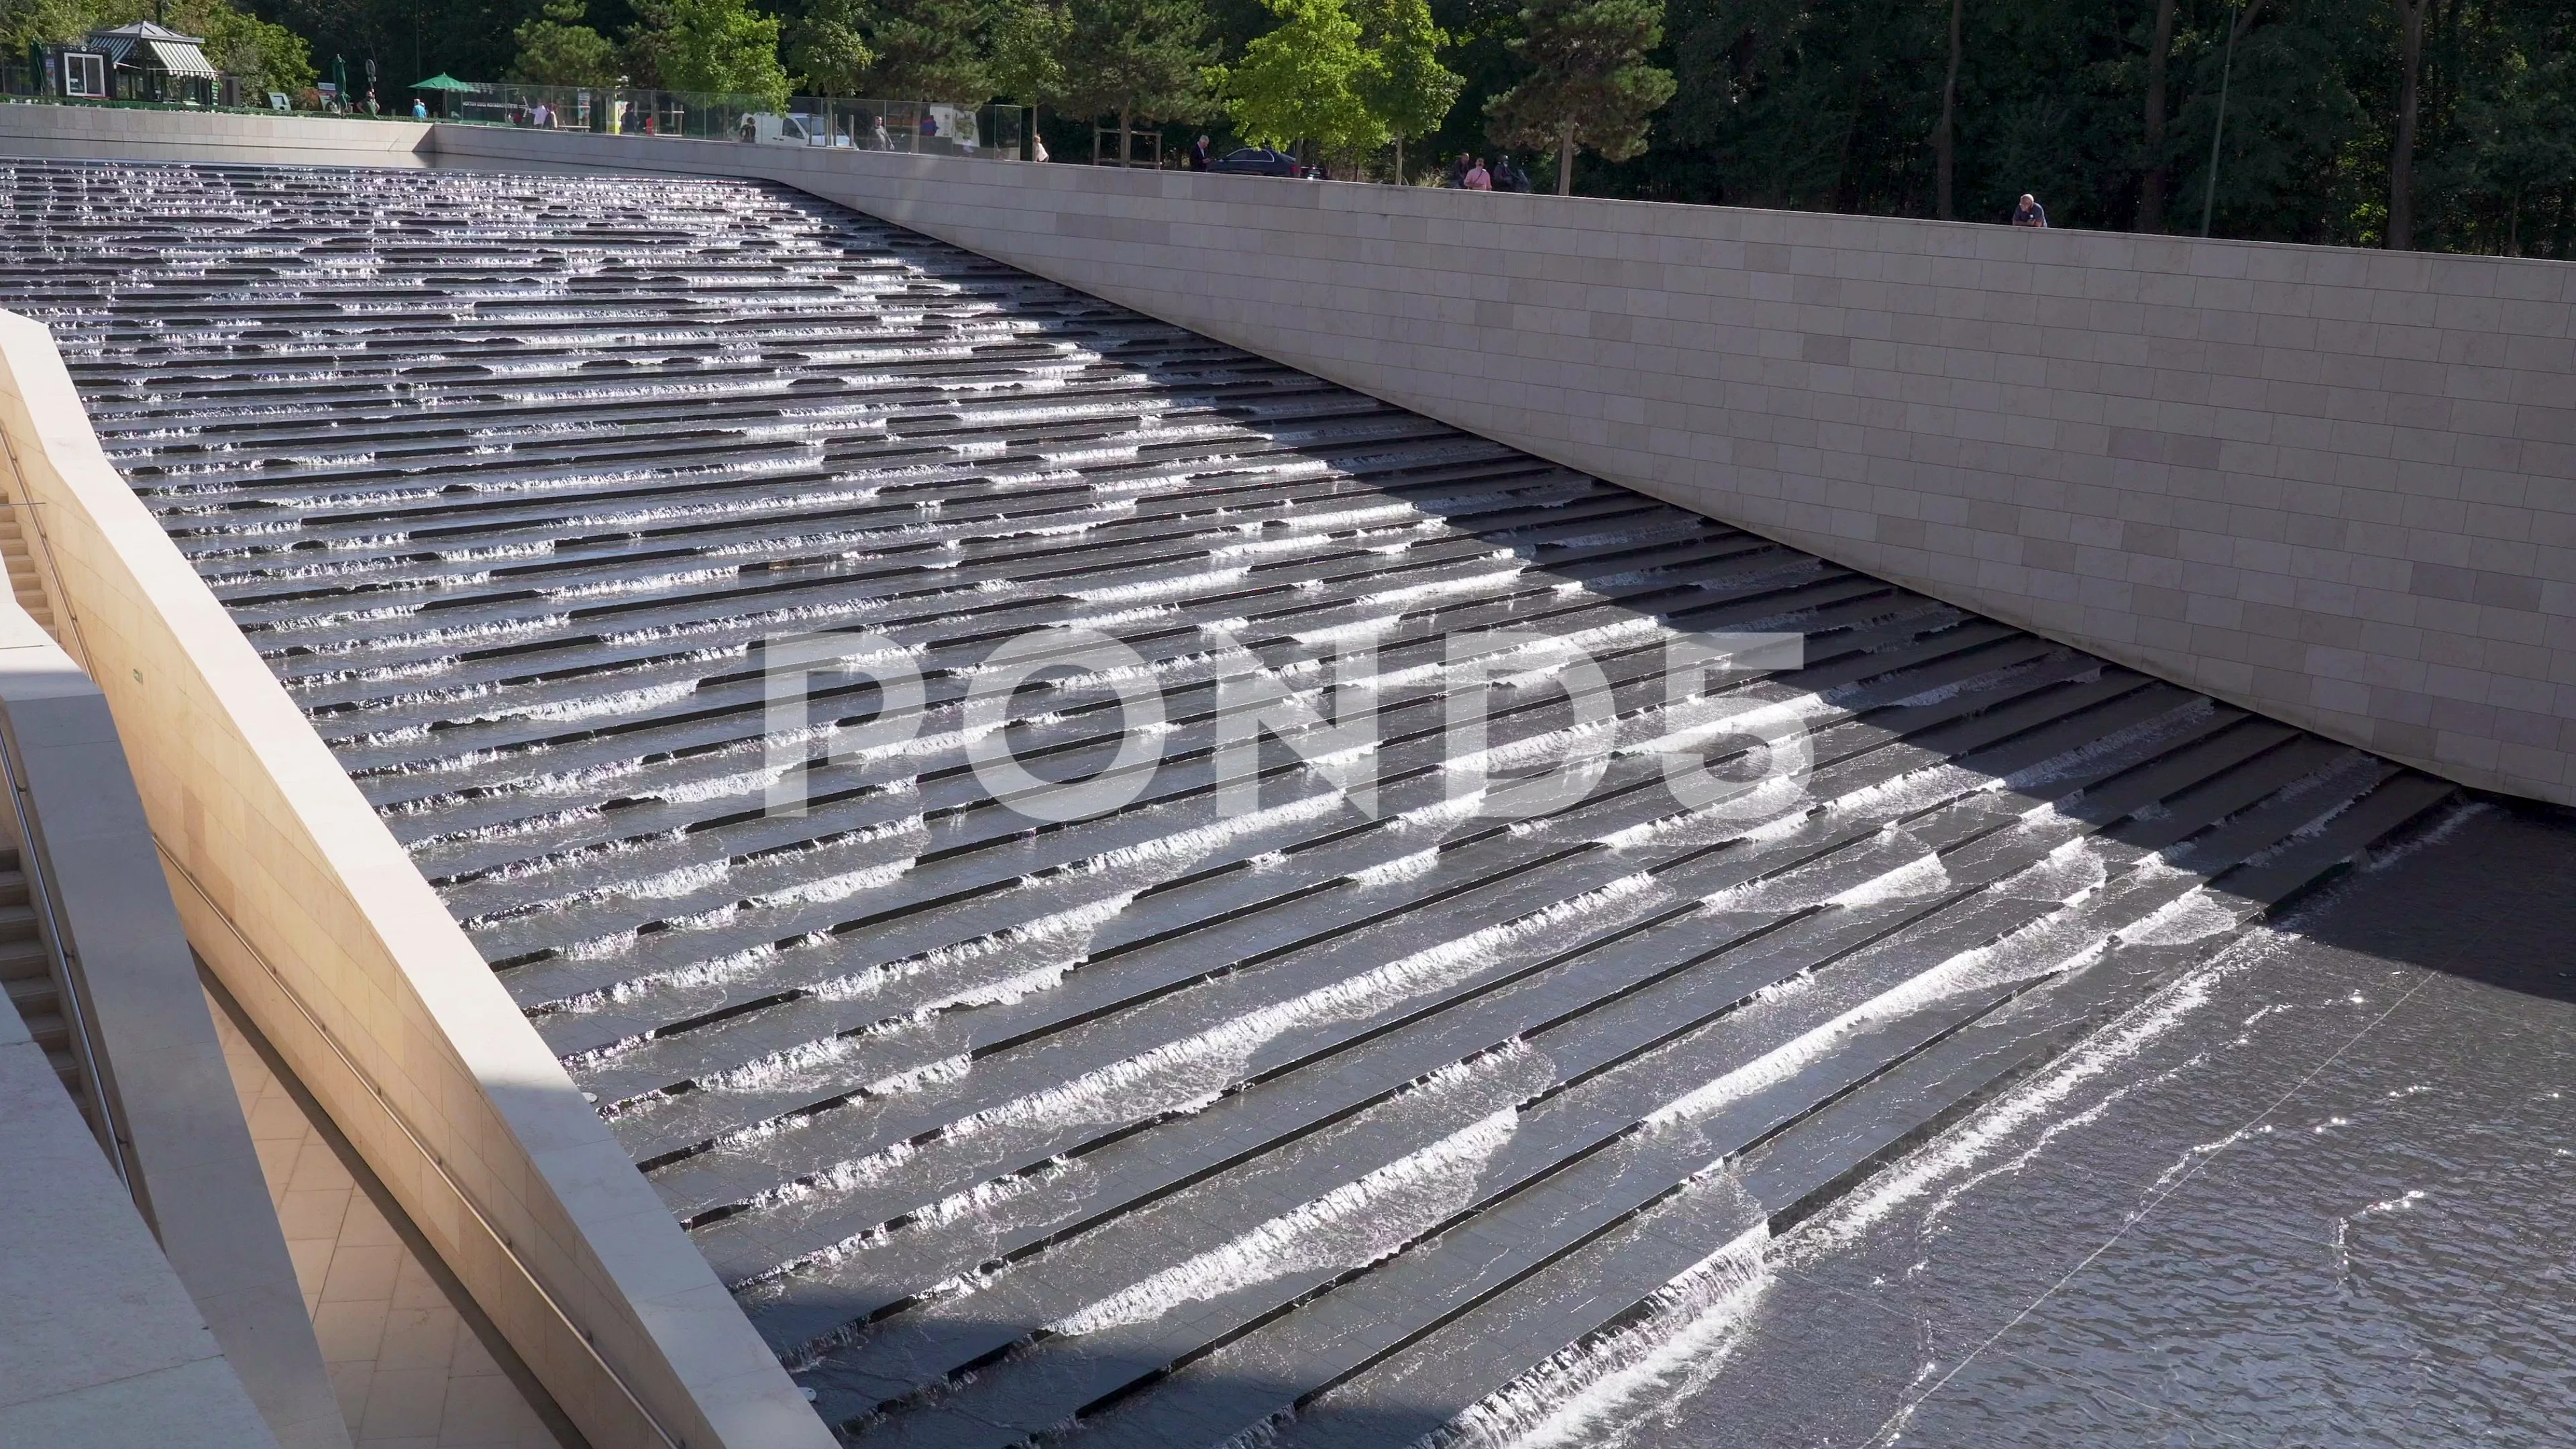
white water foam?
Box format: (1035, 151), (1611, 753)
(1418, 1223), (1773, 1449)
(1046, 1108), (1519, 1336)
(1790, 924), (2287, 1258)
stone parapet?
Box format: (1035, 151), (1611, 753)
(428, 126), (2576, 804)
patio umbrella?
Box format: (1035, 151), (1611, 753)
(409, 72), (478, 118)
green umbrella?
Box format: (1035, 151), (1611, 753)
(409, 74), (480, 91)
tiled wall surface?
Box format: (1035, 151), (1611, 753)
(436, 129), (2576, 806)
(2, 105), (2563, 798)
(211, 996), (570, 1449)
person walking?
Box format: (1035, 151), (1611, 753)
(411, 96), (427, 120)
(1464, 156), (1493, 191)
(1189, 134), (1213, 171)
(2010, 193), (2048, 227)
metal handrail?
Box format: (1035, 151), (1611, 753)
(0, 407), (125, 1187)
(0, 708), (133, 1191)
(160, 843), (688, 1449)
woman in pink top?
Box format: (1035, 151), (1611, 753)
(1464, 158), (1493, 191)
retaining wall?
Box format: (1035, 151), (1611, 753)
(427, 125), (2576, 806)
(3, 103), (2567, 800)
(0, 103), (431, 166)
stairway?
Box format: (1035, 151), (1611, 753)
(0, 158), (2471, 1448)
(0, 507), (52, 634)
(0, 845), (87, 1114)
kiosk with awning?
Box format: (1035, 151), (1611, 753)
(86, 21), (219, 105)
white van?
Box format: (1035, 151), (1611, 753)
(742, 112), (830, 146)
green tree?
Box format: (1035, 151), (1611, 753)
(1356, 0), (1461, 178)
(634, 0), (789, 104)
(0, 0), (314, 95)
(1056, 0), (1218, 164)
(1485, 0), (1675, 194)
(195, 1), (319, 95)
(855, 0), (991, 100)
(1222, 0), (1384, 165)
(989, 0), (1071, 104)
(787, 0), (873, 95)
(511, 0), (621, 86)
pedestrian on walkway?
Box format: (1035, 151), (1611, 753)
(1464, 156), (1492, 191)
(2010, 193), (2048, 227)
(411, 96), (427, 119)
(1189, 134), (1213, 170)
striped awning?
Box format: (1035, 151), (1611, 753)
(143, 39), (217, 78)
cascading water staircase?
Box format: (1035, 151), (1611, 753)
(0, 160), (2468, 1448)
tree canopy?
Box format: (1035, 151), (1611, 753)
(1356, 0), (1463, 174)
(3, 0), (315, 93)
(1484, 0), (1675, 193)
(510, 0), (620, 85)
(784, 0), (871, 95)
(1221, 0), (1385, 162)
(851, 0), (992, 101)
(101, 0), (2576, 254)
(1053, 0), (1219, 158)
(629, 0), (788, 103)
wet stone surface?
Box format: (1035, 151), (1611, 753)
(3, 159), (2552, 1447)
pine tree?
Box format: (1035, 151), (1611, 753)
(1483, 0), (1674, 195)
(1354, 0), (1460, 180)
(1222, 0), (1384, 167)
(1056, 0), (1218, 165)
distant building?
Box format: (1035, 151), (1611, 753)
(76, 21), (222, 106)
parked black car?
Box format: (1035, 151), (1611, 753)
(1208, 147), (1307, 177)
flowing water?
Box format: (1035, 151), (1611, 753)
(0, 160), (2516, 1447)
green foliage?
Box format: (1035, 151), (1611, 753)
(1627, 0), (2576, 253)
(633, 0), (788, 103)
(786, 0), (871, 94)
(850, 0), (991, 101)
(989, 0), (1070, 103)
(0, 0), (315, 93)
(1055, 0), (1217, 124)
(1356, 0), (1461, 145)
(1220, 0), (1383, 157)
(1483, 0), (1674, 188)
(511, 0), (621, 85)
(194, 0), (319, 93)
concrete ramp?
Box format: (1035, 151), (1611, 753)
(0, 160), (2471, 1448)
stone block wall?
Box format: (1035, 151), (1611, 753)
(431, 127), (2576, 806)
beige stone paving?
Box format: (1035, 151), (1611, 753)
(211, 996), (573, 1449)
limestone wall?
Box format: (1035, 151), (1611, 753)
(430, 127), (2576, 806)
(0, 311), (833, 1449)
(0, 104), (432, 166)
(5, 105), (2562, 798)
